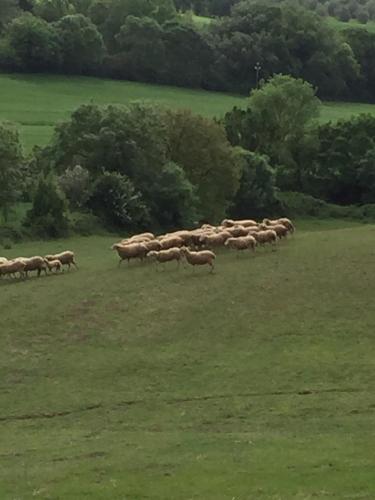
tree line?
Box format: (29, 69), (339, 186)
(1, 75), (375, 241)
(0, 0), (375, 101)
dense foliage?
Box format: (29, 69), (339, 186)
(0, 0), (374, 100)
(1, 74), (375, 239)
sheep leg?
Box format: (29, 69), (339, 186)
(72, 259), (78, 269)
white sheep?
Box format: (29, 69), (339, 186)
(225, 235), (257, 251)
(45, 251), (77, 270)
(112, 242), (148, 265)
(147, 247), (182, 266)
(180, 247), (216, 273)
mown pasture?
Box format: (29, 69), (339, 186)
(1, 219), (375, 498)
(0, 73), (375, 151)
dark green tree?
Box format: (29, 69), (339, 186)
(230, 150), (280, 219)
(0, 123), (23, 222)
(5, 13), (62, 71)
(25, 175), (69, 237)
(54, 14), (105, 73)
(88, 171), (150, 229)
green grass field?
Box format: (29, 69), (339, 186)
(0, 73), (375, 152)
(2, 219), (375, 498)
(326, 16), (375, 33)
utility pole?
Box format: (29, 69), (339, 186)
(254, 62), (261, 89)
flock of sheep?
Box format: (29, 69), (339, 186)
(111, 217), (295, 273)
(0, 217), (294, 282)
(0, 251), (77, 280)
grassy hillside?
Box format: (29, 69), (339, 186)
(1, 220), (375, 498)
(0, 73), (375, 151)
(327, 16), (375, 33)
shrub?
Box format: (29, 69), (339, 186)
(24, 175), (69, 238)
(88, 171), (150, 230)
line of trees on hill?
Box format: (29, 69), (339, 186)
(2, 75), (375, 242)
(0, 0), (375, 101)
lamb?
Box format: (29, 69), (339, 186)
(112, 242), (148, 265)
(199, 231), (231, 248)
(222, 219), (257, 228)
(45, 259), (62, 273)
(147, 247), (182, 266)
(0, 259), (26, 279)
(159, 236), (184, 250)
(45, 251), (77, 270)
(180, 247), (216, 273)
(225, 235), (257, 251)
(16, 256), (48, 277)
(254, 230), (277, 247)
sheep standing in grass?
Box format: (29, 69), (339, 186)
(180, 247), (216, 273)
(222, 219), (257, 228)
(143, 239), (162, 252)
(16, 256), (48, 278)
(263, 217), (294, 233)
(199, 231), (231, 248)
(45, 251), (77, 270)
(121, 233), (155, 245)
(147, 247), (182, 267)
(226, 225), (249, 238)
(254, 230), (277, 247)
(225, 235), (257, 252)
(112, 242), (148, 265)
(0, 259), (26, 279)
(270, 224), (289, 239)
(159, 236), (184, 250)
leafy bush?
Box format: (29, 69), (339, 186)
(88, 171), (150, 230)
(278, 191), (375, 221)
(58, 164), (92, 208)
(24, 175), (69, 238)
(230, 150), (281, 219)
(69, 211), (103, 235)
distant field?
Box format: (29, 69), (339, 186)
(0, 73), (375, 151)
(2, 219), (375, 498)
(326, 16), (375, 33)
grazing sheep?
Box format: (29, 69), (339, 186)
(180, 247), (216, 273)
(45, 251), (77, 270)
(147, 247), (182, 266)
(16, 256), (48, 277)
(225, 235), (257, 251)
(112, 242), (148, 265)
(45, 259), (62, 273)
(199, 231), (231, 248)
(0, 259), (26, 279)
(159, 236), (184, 250)
(254, 230), (277, 247)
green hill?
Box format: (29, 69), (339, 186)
(0, 73), (375, 151)
(1, 219), (375, 498)
(326, 16), (375, 33)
